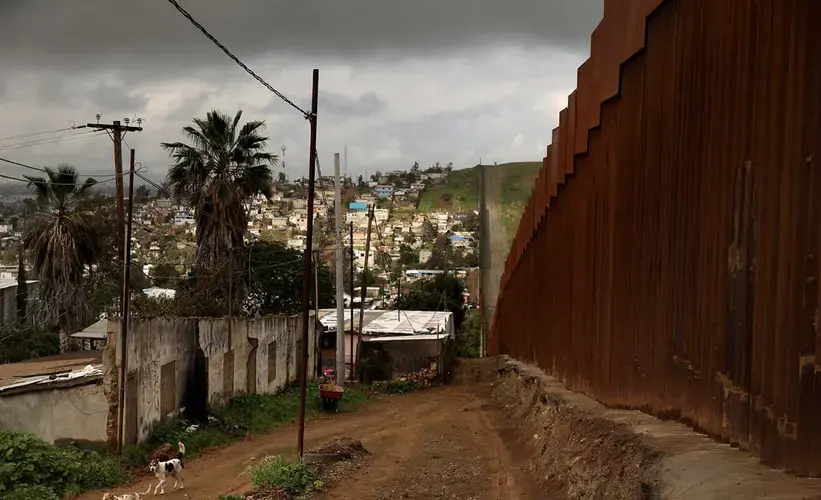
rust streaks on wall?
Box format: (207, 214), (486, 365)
(491, 0), (821, 474)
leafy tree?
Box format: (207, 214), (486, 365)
(23, 166), (101, 352)
(357, 175), (366, 188)
(278, 171), (286, 184)
(398, 244), (419, 268)
(456, 312), (481, 357)
(420, 220), (437, 242)
(245, 241), (334, 316)
(162, 109), (277, 308)
(134, 184), (150, 203)
(150, 263), (179, 289)
(410, 162), (421, 177)
(393, 274), (465, 329)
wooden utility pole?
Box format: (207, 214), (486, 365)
(297, 69), (320, 458)
(355, 206), (374, 381)
(349, 222), (354, 382)
(334, 153), (345, 386)
(116, 149), (137, 454)
(313, 249), (321, 378)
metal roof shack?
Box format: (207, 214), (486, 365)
(316, 309), (453, 337)
(0, 351), (103, 396)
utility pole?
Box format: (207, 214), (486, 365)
(334, 153), (345, 385)
(116, 149), (137, 454)
(297, 69), (320, 458)
(313, 250), (321, 378)
(87, 118), (143, 293)
(397, 277), (402, 321)
(355, 206), (374, 381)
(349, 222), (354, 382)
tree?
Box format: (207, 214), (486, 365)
(357, 175), (366, 188)
(421, 220), (437, 242)
(410, 162), (421, 177)
(23, 165), (101, 352)
(150, 263), (179, 289)
(398, 244), (419, 268)
(245, 241), (334, 316)
(134, 184), (150, 203)
(394, 274), (465, 329)
(278, 171), (286, 184)
(162, 109), (277, 307)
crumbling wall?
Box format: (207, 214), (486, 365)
(107, 314), (316, 444)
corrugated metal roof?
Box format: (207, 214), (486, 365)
(317, 309), (452, 335)
(0, 364), (102, 394)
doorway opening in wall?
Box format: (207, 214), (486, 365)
(183, 347), (208, 422)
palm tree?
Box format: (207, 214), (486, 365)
(24, 165), (100, 352)
(162, 110), (276, 305)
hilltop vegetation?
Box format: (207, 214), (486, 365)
(417, 161), (542, 248)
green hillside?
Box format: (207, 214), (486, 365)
(417, 161), (543, 248)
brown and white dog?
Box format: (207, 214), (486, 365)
(101, 483), (151, 500)
(148, 441), (186, 495)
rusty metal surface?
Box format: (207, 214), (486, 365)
(491, 0), (821, 474)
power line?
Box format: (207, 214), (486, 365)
(0, 131), (106, 152)
(164, 0), (310, 119)
(0, 125), (87, 143)
(0, 156), (119, 177)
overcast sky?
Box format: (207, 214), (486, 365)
(0, 0), (602, 183)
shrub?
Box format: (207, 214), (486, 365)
(217, 495), (245, 500)
(0, 430), (128, 498)
(245, 455), (317, 495)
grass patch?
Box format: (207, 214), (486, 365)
(0, 430), (129, 499)
(245, 455), (319, 496)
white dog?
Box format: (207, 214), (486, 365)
(148, 441), (186, 495)
(101, 483), (152, 499)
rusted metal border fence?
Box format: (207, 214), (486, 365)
(491, 0), (821, 474)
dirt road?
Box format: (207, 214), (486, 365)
(83, 361), (552, 500)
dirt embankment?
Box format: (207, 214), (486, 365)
(485, 358), (660, 499)
(490, 356), (821, 500)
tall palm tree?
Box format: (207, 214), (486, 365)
(24, 165), (100, 352)
(162, 110), (276, 305)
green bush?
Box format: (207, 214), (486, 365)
(217, 495), (245, 500)
(245, 455), (317, 495)
(0, 430), (128, 499)
(2, 485), (60, 500)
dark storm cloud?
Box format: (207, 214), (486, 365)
(305, 91), (386, 117)
(0, 0), (602, 72)
(87, 83), (149, 113)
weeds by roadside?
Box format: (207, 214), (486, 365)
(246, 456), (319, 496)
(0, 430), (128, 500)
(370, 368), (438, 394)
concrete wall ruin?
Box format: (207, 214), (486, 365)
(0, 381), (108, 445)
(110, 314), (315, 444)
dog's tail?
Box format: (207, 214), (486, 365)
(177, 441), (185, 468)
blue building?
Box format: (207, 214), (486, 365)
(349, 201), (368, 212)
(373, 185), (395, 199)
